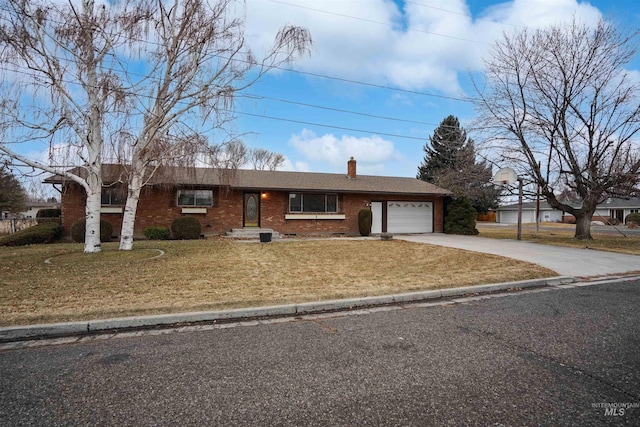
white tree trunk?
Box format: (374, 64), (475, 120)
(84, 166), (102, 253)
(119, 169), (144, 251)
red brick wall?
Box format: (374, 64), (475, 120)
(60, 184), (87, 236)
(60, 184), (445, 237)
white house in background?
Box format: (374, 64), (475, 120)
(496, 197), (640, 224)
(19, 201), (59, 219)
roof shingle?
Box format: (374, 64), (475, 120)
(45, 164), (451, 196)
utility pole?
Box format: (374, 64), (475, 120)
(517, 177), (523, 241)
(535, 161), (541, 235)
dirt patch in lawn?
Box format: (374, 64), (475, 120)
(0, 239), (556, 326)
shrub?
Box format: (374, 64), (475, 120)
(0, 223), (62, 246)
(358, 209), (372, 236)
(626, 212), (640, 226)
(36, 208), (61, 224)
(171, 216), (201, 240)
(144, 225), (171, 240)
(36, 208), (61, 218)
(70, 218), (113, 243)
(445, 197), (479, 235)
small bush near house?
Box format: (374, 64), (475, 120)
(445, 197), (479, 235)
(358, 209), (372, 236)
(144, 225), (171, 240)
(71, 218), (113, 243)
(171, 216), (201, 240)
(626, 213), (640, 226)
(36, 208), (61, 218)
(0, 222), (62, 246)
(36, 208), (61, 224)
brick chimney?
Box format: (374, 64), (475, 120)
(347, 157), (357, 179)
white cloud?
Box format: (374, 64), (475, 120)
(288, 128), (400, 174)
(245, 0), (605, 95)
(279, 157), (310, 172)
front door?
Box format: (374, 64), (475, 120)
(244, 193), (260, 227)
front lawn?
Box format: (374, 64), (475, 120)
(0, 239), (556, 326)
(477, 224), (640, 256)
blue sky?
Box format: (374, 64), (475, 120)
(232, 0), (640, 177)
(11, 0), (640, 182)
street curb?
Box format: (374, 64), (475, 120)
(0, 276), (575, 343)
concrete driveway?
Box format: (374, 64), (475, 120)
(396, 234), (640, 278)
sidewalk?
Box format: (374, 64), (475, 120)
(396, 234), (640, 277)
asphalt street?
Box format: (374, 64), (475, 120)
(1, 279), (639, 426)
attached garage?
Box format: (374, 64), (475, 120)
(387, 201), (433, 233)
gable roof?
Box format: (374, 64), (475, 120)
(45, 164), (451, 196)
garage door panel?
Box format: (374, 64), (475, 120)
(387, 201), (432, 233)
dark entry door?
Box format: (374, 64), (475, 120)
(244, 193), (260, 227)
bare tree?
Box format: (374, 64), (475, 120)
(0, 0), (310, 252)
(0, 0), (146, 252)
(117, 0), (311, 250)
(247, 148), (285, 171)
(475, 19), (640, 239)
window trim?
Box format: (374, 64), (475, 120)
(177, 189), (215, 207)
(101, 187), (127, 206)
(288, 192), (338, 213)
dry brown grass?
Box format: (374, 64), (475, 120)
(0, 238), (555, 326)
(477, 224), (640, 256)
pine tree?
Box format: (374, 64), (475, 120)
(417, 115), (467, 182)
(0, 166), (27, 214)
(417, 115), (498, 213)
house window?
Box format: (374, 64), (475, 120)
(177, 189), (214, 207)
(288, 193), (338, 213)
(101, 187), (126, 205)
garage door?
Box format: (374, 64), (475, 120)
(499, 210), (536, 224)
(387, 201), (433, 233)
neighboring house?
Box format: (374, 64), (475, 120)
(45, 158), (451, 238)
(19, 202), (60, 219)
(496, 198), (640, 224)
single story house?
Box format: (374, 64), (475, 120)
(46, 158), (451, 238)
(19, 201), (60, 219)
(496, 197), (640, 224)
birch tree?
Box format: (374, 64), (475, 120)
(476, 19), (640, 239)
(0, 0), (145, 252)
(117, 0), (311, 250)
(0, 0), (310, 252)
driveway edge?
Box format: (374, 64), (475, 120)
(0, 276), (575, 343)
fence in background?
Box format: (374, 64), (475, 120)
(0, 218), (60, 235)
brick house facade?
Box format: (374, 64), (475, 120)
(48, 159), (450, 238)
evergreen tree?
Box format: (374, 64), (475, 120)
(417, 115), (467, 182)
(0, 166), (27, 214)
(444, 197), (479, 235)
(417, 115), (498, 213)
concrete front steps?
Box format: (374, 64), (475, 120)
(224, 228), (282, 240)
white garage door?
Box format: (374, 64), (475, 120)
(387, 201), (433, 233)
(499, 210), (536, 224)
